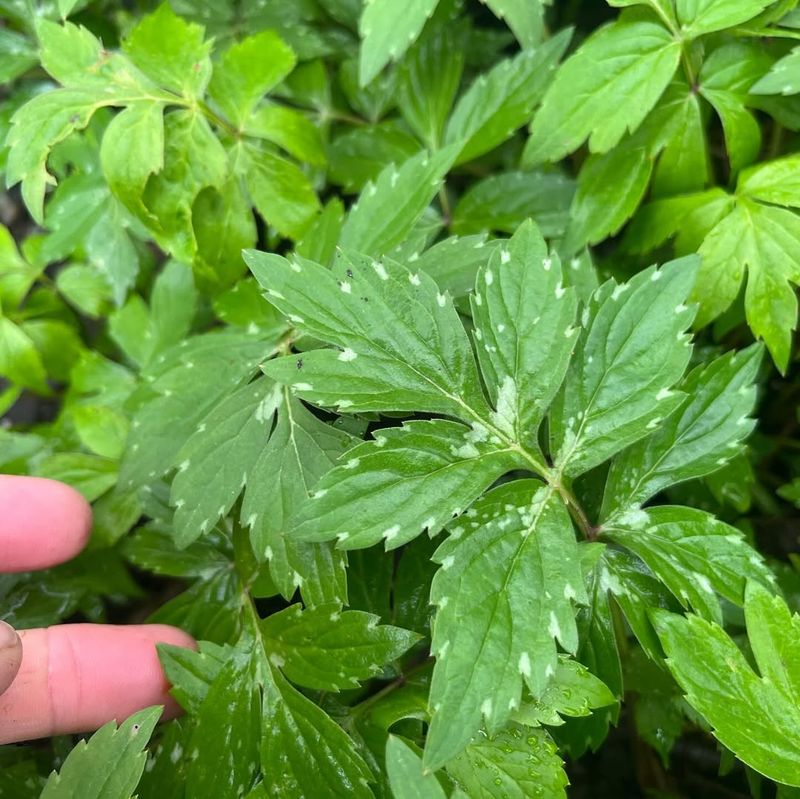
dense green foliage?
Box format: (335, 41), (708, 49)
(2, 0), (800, 796)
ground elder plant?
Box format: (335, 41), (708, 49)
(2, 0), (800, 797)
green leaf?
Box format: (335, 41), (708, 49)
(0, 315), (48, 392)
(738, 154), (800, 208)
(565, 139), (652, 251)
(398, 24), (465, 148)
(239, 141), (320, 240)
(290, 419), (518, 550)
(412, 233), (502, 297)
(339, 146), (457, 257)
(171, 378), (280, 547)
(605, 505), (774, 624)
(470, 220), (577, 447)
(209, 30), (296, 126)
(40, 707), (162, 799)
(444, 31), (570, 165)
(262, 668), (374, 798)
(100, 101), (165, 222)
(328, 122), (421, 193)
(751, 46), (800, 96)
(602, 345), (762, 516)
(676, 0), (775, 37)
(447, 726), (569, 799)
(247, 249), (489, 417)
(245, 104), (326, 166)
(260, 604), (419, 690)
(142, 109), (227, 263)
(56, 263), (112, 317)
(0, 223), (39, 308)
(654, 583), (800, 786)
(71, 405), (129, 460)
(550, 259), (697, 478)
(386, 736), (447, 799)
(242, 393), (351, 606)
(452, 170), (574, 238)
(122, 3), (212, 97)
(525, 19), (681, 165)
(0, 27), (37, 82)
(692, 199), (800, 372)
(120, 331), (273, 489)
(512, 657), (616, 727)
(185, 649), (261, 799)
(358, 0), (440, 86)
(479, 0), (547, 48)
(426, 481), (586, 769)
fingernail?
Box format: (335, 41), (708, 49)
(0, 621), (19, 649)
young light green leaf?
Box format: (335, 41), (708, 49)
(447, 726), (569, 799)
(654, 583), (800, 787)
(261, 604), (419, 690)
(358, 0), (440, 86)
(512, 657), (616, 727)
(208, 30), (296, 126)
(0, 316), (48, 392)
(676, 0), (774, 37)
(246, 249), (489, 417)
(470, 220), (577, 448)
(525, 19), (681, 165)
(444, 31), (570, 165)
(605, 506), (774, 624)
(99, 101), (165, 222)
(242, 393), (350, 606)
(339, 146), (457, 257)
(122, 3), (212, 97)
(692, 199), (800, 372)
(262, 668), (374, 798)
(245, 104), (326, 166)
(426, 481), (586, 769)
(171, 378), (280, 548)
(291, 419), (519, 550)
(40, 707), (162, 799)
(602, 345), (762, 516)
(452, 170), (574, 238)
(238, 141), (320, 239)
(550, 259), (697, 478)
(751, 46), (800, 96)
(386, 736), (447, 799)
(141, 109), (227, 263)
(479, 0), (547, 48)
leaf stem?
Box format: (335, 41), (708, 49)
(554, 481), (595, 541)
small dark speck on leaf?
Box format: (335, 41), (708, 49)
(346, 269), (354, 278)
(296, 359), (303, 370)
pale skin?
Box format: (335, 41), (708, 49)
(0, 475), (195, 744)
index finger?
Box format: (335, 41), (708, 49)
(0, 476), (92, 573)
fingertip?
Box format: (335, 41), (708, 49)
(0, 621), (22, 697)
(0, 476), (92, 572)
(0, 623), (196, 743)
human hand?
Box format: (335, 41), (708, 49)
(0, 475), (195, 744)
